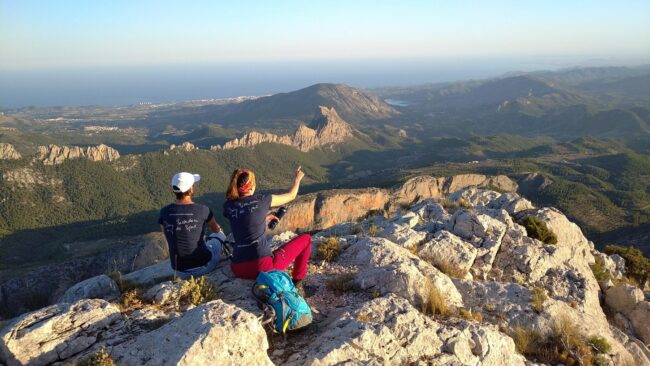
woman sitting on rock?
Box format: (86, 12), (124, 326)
(223, 167), (311, 289)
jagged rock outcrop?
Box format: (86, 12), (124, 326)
(168, 142), (197, 152)
(58, 274), (120, 304)
(606, 283), (650, 345)
(0, 143), (21, 160)
(270, 174), (517, 233)
(216, 106), (354, 152)
(111, 300), (273, 366)
(0, 299), (124, 366)
(285, 295), (525, 366)
(2, 176), (648, 365)
(36, 144), (120, 165)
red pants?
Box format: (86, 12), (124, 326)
(230, 234), (312, 280)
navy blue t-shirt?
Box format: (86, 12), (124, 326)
(223, 194), (274, 263)
(158, 203), (213, 270)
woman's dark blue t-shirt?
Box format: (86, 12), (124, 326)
(158, 203), (213, 271)
(223, 194), (274, 263)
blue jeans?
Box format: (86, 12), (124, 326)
(176, 241), (221, 280)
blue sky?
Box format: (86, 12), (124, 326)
(1, 0), (649, 70)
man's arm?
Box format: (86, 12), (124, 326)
(271, 167), (305, 207)
(208, 217), (222, 233)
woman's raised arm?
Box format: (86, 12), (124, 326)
(271, 166), (305, 207)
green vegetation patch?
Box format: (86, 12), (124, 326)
(519, 216), (558, 244)
(603, 245), (650, 286)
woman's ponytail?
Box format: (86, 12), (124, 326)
(226, 169), (255, 200)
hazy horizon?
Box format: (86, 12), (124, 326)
(1, 0), (649, 108)
(2, 58), (649, 108)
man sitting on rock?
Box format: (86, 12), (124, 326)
(159, 172), (224, 279)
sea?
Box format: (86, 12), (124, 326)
(0, 57), (629, 108)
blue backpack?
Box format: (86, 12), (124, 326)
(252, 270), (312, 335)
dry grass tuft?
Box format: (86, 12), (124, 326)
(458, 308), (472, 320)
(367, 223), (381, 237)
(79, 347), (115, 366)
(458, 198), (472, 209)
(510, 316), (610, 366)
(356, 313), (370, 322)
(512, 325), (544, 355)
(420, 280), (448, 317)
(317, 237), (341, 262)
(472, 311), (483, 322)
(531, 287), (548, 313)
(120, 289), (144, 311)
(424, 256), (467, 279)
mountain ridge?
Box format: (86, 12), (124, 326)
(214, 106), (356, 152)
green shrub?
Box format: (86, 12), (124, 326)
(326, 273), (360, 293)
(519, 216), (558, 244)
(588, 335), (611, 354)
(179, 276), (216, 306)
(317, 237), (341, 262)
(603, 245), (650, 286)
(589, 262), (612, 282)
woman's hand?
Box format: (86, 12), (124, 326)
(271, 166), (305, 207)
(265, 213), (279, 223)
(295, 166), (305, 183)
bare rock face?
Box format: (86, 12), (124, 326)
(7, 181), (648, 365)
(418, 230), (478, 276)
(270, 188), (391, 233)
(342, 237), (464, 309)
(58, 274), (120, 304)
(271, 174), (517, 234)
(169, 142), (197, 152)
(286, 295), (525, 366)
(221, 131), (293, 150)
(606, 284), (645, 314)
(629, 301), (650, 345)
(1, 167), (63, 188)
(218, 106), (355, 152)
(36, 144), (120, 165)
(111, 300), (272, 366)
(0, 299), (124, 366)
(0, 143), (21, 160)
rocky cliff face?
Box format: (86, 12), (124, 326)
(0, 233), (168, 318)
(270, 173), (518, 233)
(2, 176), (649, 366)
(0, 143), (21, 160)
(215, 106), (355, 152)
(36, 144), (120, 165)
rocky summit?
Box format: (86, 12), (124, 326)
(214, 106), (355, 152)
(1, 177), (649, 366)
(36, 144), (120, 165)
(0, 143), (21, 160)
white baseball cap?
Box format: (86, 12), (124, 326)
(171, 172), (201, 193)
